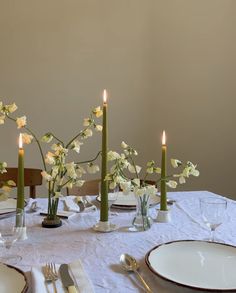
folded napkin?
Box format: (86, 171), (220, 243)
(175, 198), (212, 230)
(63, 197), (81, 212)
(31, 260), (94, 293)
(63, 196), (97, 213)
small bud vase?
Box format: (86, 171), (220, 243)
(130, 194), (153, 231)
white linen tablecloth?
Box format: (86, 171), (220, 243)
(6, 191), (236, 293)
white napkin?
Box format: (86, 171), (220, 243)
(31, 260), (94, 293)
(175, 198), (209, 230)
(63, 196), (97, 213)
(63, 197), (81, 213)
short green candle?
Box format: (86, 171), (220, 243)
(17, 133), (25, 211)
(160, 130), (167, 211)
(100, 90), (108, 222)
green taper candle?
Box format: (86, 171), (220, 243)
(160, 130), (167, 211)
(100, 89), (108, 222)
(17, 133), (25, 210)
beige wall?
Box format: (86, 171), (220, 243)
(0, 1), (235, 198)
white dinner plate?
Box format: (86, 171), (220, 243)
(0, 198), (17, 216)
(97, 192), (160, 210)
(0, 262), (28, 293)
(146, 240), (236, 291)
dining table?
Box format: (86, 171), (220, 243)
(1, 190), (236, 293)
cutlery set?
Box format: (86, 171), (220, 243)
(43, 263), (77, 293)
(43, 255), (151, 293)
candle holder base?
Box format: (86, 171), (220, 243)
(93, 220), (118, 233)
(155, 209), (171, 223)
(42, 216), (62, 228)
(17, 226), (28, 240)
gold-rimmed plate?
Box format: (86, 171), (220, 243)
(0, 262), (28, 293)
(146, 240), (236, 292)
(0, 198), (27, 219)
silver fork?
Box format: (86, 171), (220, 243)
(43, 263), (58, 293)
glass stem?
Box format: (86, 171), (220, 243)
(211, 228), (216, 242)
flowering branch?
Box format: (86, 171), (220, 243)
(106, 141), (200, 197)
(0, 101), (103, 219)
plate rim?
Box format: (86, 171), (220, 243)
(96, 193), (160, 210)
(0, 198), (27, 217)
(145, 240), (236, 292)
(0, 262), (28, 293)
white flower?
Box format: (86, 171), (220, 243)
(87, 163), (99, 174)
(83, 128), (93, 138)
(83, 118), (91, 126)
(66, 181), (73, 189)
(70, 139), (83, 154)
(6, 103), (17, 113)
(134, 187), (145, 197)
(75, 180), (85, 187)
(45, 152), (55, 165)
(41, 171), (53, 181)
(147, 160), (154, 167)
(0, 115), (5, 124)
(133, 150), (138, 156)
(2, 186), (11, 193)
(93, 106), (103, 117)
(120, 181), (132, 194)
(113, 175), (124, 184)
(66, 162), (77, 179)
(147, 167), (154, 174)
(0, 162), (7, 174)
(182, 167), (190, 178)
(179, 176), (186, 184)
(76, 166), (86, 178)
(6, 180), (16, 187)
(16, 116), (26, 128)
(95, 125), (103, 132)
(145, 185), (157, 196)
(41, 133), (53, 143)
(121, 141), (128, 149)
(22, 133), (33, 144)
(191, 169), (200, 177)
(154, 167), (161, 174)
(109, 181), (117, 189)
(128, 164), (141, 174)
(166, 180), (178, 188)
(107, 151), (120, 161)
(132, 178), (140, 187)
(171, 159), (182, 168)
(51, 144), (68, 156)
(51, 166), (59, 179)
(52, 192), (63, 199)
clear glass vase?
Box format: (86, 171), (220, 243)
(131, 194), (153, 231)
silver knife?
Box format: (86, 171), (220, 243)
(59, 264), (78, 293)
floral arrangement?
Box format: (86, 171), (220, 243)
(105, 141), (199, 230)
(106, 141), (200, 197)
(0, 101), (103, 223)
(0, 162), (16, 200)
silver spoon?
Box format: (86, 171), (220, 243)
(120, 253), (152, 292)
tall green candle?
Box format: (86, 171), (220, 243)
(160, 130), (167, 211)
(100, 89), (108, 222)
(17, 133), (25, 210)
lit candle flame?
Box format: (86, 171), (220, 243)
(19, 133), (23, 148)
(103, 89), (107, 103)
(162, 130), (166, 145)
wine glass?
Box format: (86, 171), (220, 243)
(200, 197), (227, 242)
(0, 208), (24, 264)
